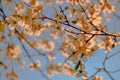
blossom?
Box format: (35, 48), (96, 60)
(50, 29), (64, 39)
(35, 40), (55, 52)
(14, 3), (25, 14)
(100, 0), (115, 13)
(63, 63), (74, 76)
(97, 36), (115, 53)
(43, 22), (52, 29)
(6, 45), (21, 59)
(82, 76), (89, 80)
(6, 71), (18, 79)
(18, 61), (26, 68)
(75, 69), (87, 78)
(66, 0), (89, 5)
(28, 60), (41, 70)
(93, 75), (103, 80)
(47, 53), (56, 61)
(66, 0), (78, 5)
(92, 16), (102, 26)
(47, 63), (62, 77)
(55, 0), (63, 4)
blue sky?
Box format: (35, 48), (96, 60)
(0, 0), (120, 80)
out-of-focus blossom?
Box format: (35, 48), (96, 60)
(48, 53), (56, 61)
(35, 40), (55, 52)
(28, 60), (41, 70)
(93, 75), (103, 80)
(55, 0), (63, 4)
(6, 45), (21, 60)
(6, 70), (18, 79)
(75, 69), (87, 78)
(63, 63), (74, 76)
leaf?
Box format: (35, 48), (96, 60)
(0, 49), (2, 54)
(65, 6), (69, 10)
(74, 64), (79, 71)
(0, 61), (7, 69)
(72, 20), (77, 24)
(0, 22), (3, 32)
(5, 0), (11, 4)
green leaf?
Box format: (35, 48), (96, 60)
(74, 64), (79, 71)
(0, 61), (4, 65)
(0, 61), (7, 69)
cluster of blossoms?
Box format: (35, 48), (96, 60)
(6, 45), (21, 59)
(6, 70), (18, 80)
(0, 0), (119, 80)
(28, 60), (41, 70)
(33, 39), (55, 52)
(47, 62), (74, 77)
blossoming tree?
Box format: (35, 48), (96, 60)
(0, 0), (120, 80)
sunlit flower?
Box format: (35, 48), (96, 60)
(7, 45), (21, 59)
(82, 76), (89, 80)
(75, 69), (87, 78)
(48, 53), (56, 61)
(28, 60), (41, 70)
(86, 36), (96, 48)
(48, 71), (54, 77)
(92, 16), (102, 26)
(18, 61), (26, 68)
(55, 0), (63, 4)
(50, 30), (59, 39)
(6, 71), (18, 79)
(97, 42), (105, 49)
(8, 24), (15, 30)
(24, 0), (30, 3)
(97, 36), (115, 53)
(14, 3), (25, 14)
(80, 0), (90, 4)
(50, 29), (64, 39)
(35, 40), (55, 52)
(47, 64), (62, 77)
(66, 0), (78, 5)
(99, 0), (115, 20)
(63, 63), (74, 76)
(24, 28), (34, 36)
(61, 51), (70, 58)
(43, 22), (52, 29)
(34, 1), (40, 7)
(93, 75), (103, 80)
(17, 20), (26, 27)
(34, 28), (44, 37)
(54, 12), (64, 21)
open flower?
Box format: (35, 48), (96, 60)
(48, 53), (56, 61)
(63, 63), (74, 76)
(93, 75), (103, 80)
(28, 60), (41, 70)
(35, 40), (55, 52)
(75, 69), (87, 78)
(6, 70), (18, 79)
(6, 45), (21, 60)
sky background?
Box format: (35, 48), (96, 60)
(0, 0), (120, 80)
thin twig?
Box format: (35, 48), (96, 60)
(104, 70), (114, 80)
(107, 50), (120, 59)
(15, 29), (49, 80)
(108, 69), (120, 73)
